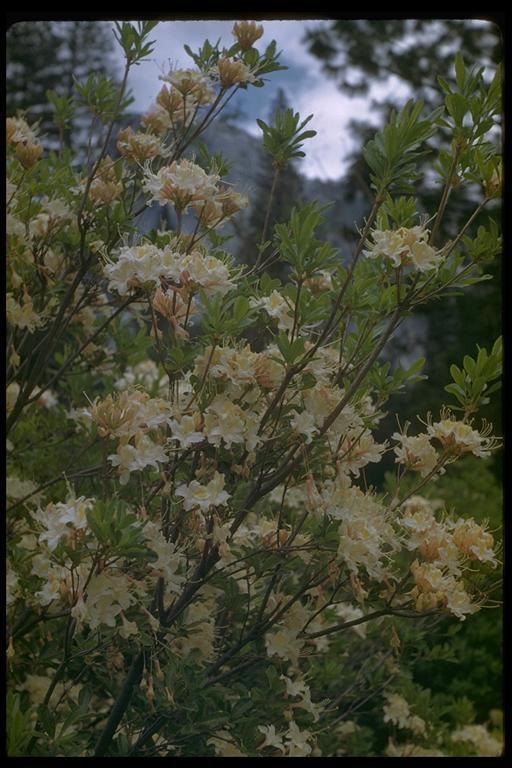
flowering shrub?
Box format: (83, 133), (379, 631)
(6, 21), (503, 757)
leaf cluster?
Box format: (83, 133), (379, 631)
(257, 108), (316, 169)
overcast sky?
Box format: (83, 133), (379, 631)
(111, 20), (410, 182)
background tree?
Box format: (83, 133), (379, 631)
(236, 88), (306, 276)
(6, 20), (121, 149)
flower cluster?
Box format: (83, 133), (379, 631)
(117, 126), (166, 162)
(451, 724), (502, 757)
(7, 115), (43, 168)
(409, 559), (477, 619)
(204, 394), (261, 450)
(105, 241), (235, 299)
(35, 496), (94, 551)
(250, 290), (293, 331)
(72, 571), (138, 631)
(215, 58), (257, 88)
(258, 721), (315, 757)
(383, 691), (426, 735)
(426, 411), (500, 457)
(194, 343), (283, 395)
(393, 430), (440, 477)
(331, 481), (400, 580)
(143, 158), (219, 210)
(88, 156), (122, 204)
(175, 471), (230, 512)
(232, 20), (264, 49)
(160, 68), (215, 104)
(364, 224), (443, 272)
(108, 433), (168, 485)
(6, 290), (46, 332)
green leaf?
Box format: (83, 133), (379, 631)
(455, 52), (466, 90)
(450, 364), (465, 387)
(6, 692), (35, 757)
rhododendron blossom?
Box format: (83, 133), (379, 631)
(364, 224), (443, 272)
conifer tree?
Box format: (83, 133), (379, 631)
(6, 20), (120, 148)
(237, 88), (305, 277)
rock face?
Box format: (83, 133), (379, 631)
(132, 119), (369, 255)
(196, 120), (369, 257)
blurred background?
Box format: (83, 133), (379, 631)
(7, 17), (503, 722)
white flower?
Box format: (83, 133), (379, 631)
(160, 68), (215, 104)
(32, 387), (58, 409)
(400, 496), (436, 532)
(407, 714), (427, 736)
(36, 496), (94, 551)
(427, 417), (495, 458)
(452, 724), (502, 756)
(105, 243), (172, 295)
(168, 414), (204, 448)
(332, 602), (367, 638)
(330, 483), (400, 580)
(181, 597), (218, 662)
(71, 571), (136, 630)
(280, 674), (308, 699)
(280, 675), (324, 722)
(115, 360), (167, 393)
(203, 394), (260, 451)
(364, 225), (443, 272)
(383, 692), (411, 729)
(265, 628), (303, 665)
(143, 521), (185, 592)
(340, 428), (386, 476)
(445, 584), (478, 620)
(6, 213), (25, 238)
(215, 58), (257, 87)
(7, 115), (38, 144)
(143, 159), (219, 209)
(364, 228), (405, 267)
(409, 239), (443, 271)
(108, 434), (168, 485)
(35, 573), (63, 605)
(6, 568), (20, 606)
(6, 292), (45, 332)
(250, 291), (293, 331)
(182, 250), (235, 296)
(393, 432), (439, 477)
(6, 475), (41, 505)
(452, 518), (496, 565)
(290, 410), (318, 443)
(285, 721), (313, 757)
(175, 471), (230, 512)
(258, 724), (286, 753)
(6, 382), (20, 414)
(19, 673), (58, 706)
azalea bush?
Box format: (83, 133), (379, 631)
(6, 21), (503, 757)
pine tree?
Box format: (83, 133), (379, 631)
(237, 89), (305, 277)
(305, 20), (502, 202)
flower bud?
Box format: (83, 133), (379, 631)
(15, 140), (43, 168)
(232, 20), (264, 50)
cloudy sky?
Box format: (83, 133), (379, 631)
(110, 20), (408, 182)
